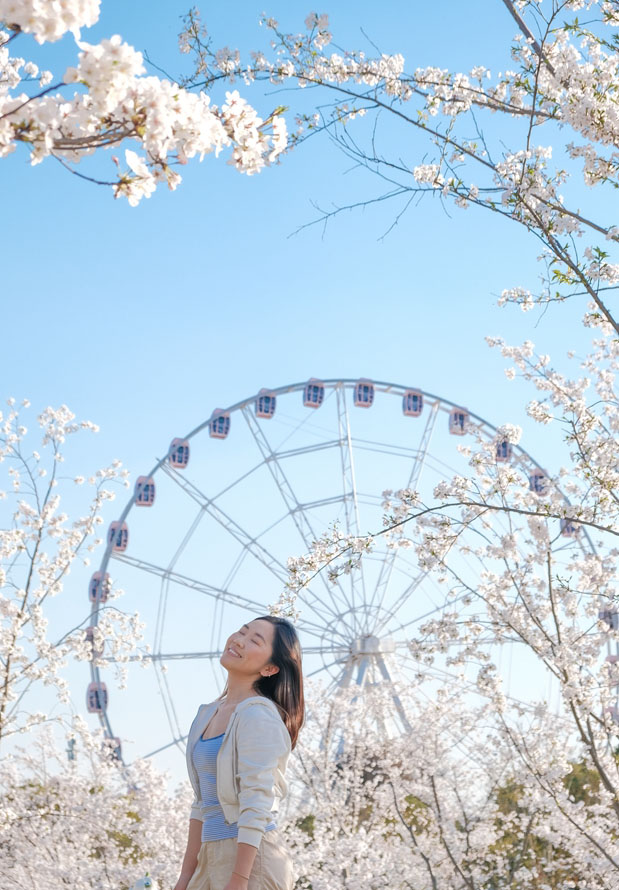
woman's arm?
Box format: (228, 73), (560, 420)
(234, 708), (291, 848)
(173, 818), (202, 890)
(223, 842), (259, 890)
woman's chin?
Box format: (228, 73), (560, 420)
(220, 651), (239, 670)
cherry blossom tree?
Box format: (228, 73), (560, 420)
(0, 400), (141, 746)
(0, 716), (191, 890)
(0, 1), (288, 205)
(181, 0), (618, 331)
(282, 684), (616, 889)
(0, 400), (192, 888)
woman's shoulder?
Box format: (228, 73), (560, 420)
(236, 695), (281, 717)
(236, 697), (290, 740)
(190, 700), (219, 723)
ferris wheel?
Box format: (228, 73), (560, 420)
(83, 378), (610, 768)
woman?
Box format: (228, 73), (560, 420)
(173, 615), (304, 890)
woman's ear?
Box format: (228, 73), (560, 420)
(261, 664), (280, 677)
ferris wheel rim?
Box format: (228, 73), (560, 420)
(86, 376), (604, 760)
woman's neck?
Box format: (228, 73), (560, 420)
(223, 675), (259, 705)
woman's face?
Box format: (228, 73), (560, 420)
(220, 618), (279, 678)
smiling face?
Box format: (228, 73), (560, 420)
(219, 618), (279, 680)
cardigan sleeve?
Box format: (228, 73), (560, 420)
(187, 704), (209, 822)
(234, 705), (291, 848)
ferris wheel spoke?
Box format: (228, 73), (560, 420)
(160, 463), (288, 582)
(305, 657), (347, 679)
(111, 553), (275, 613)
(106, 649), (224, 662)
(240, 405), (321, 544)
(396, 649), (561, 720)
(271, 439), (342, 461)
(372, 568), (430, 637)
(112, 553), (331, 642)
(334, 385), (368, 635)
(240, 405), (357, 622)
(375, 587), (475, 640)
(106, 629), (348, 664)
(155, 506), (207, 664)
(141, 735), (188, 760)
(365, 402), (439, 623)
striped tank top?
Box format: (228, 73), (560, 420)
(192, 732), (277, 843)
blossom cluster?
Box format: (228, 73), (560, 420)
(0, 0), (100, 43)
(0, 2), (288, 204)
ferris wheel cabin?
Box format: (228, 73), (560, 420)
(169, 438), (190, 468)
(354, 379), (374, 407)
(209, 410), (230, 439)
(255, 389), (276, 419)
(86, 681), (108, 713)
(303, 379), (325, 408)
(402, 389), (424, 417)
(449, 408), (469, 435)
(88, 571), (110, 603)
(599, 610), (619, 630)
(529, 470), (547, 494)
(107, 521), (128, 552)
(134, 476), (155, 506)
(495, 440), (513, 462)
(103, 736), (122, 761)
(85, 625), (104, 659)
(560, 518), (580, 537)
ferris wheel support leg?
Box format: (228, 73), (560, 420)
(375, 654), (412, 733)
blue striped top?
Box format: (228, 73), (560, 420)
(192, 732), (277, 843)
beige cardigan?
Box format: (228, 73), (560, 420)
(185, 696), (291, 848)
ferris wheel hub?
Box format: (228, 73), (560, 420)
(351, 635), (396, 656)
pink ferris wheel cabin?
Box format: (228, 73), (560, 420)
(354, 379), (374, 407)
(85, 625), (104, 659)
(134, 476), (155, 506)
(529, 469), (547, 494)
(107, 521), (128, 552)
(88, 571), (110, 603)
(86, 681), (108, 713)
(209, 409), (231, 439)
(303, 378), (325, 408)
(103, 737), (122, 761)
(449, 407), (469, 435)
(560, 518), (580, 538)
(169, 438), (190, 468)
(403, 389), (424, 417)
(255, 389), (276, 419)
(495, 440), (513, 463)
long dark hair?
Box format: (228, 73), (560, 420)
(221, 615), (304, 749)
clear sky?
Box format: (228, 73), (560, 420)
(1, 1), (601, 783)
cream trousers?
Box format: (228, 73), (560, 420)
(186, 830), (294, 890)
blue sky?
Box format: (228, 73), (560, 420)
(1, 1), (603, 780)
(3, 0), (589, 478)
